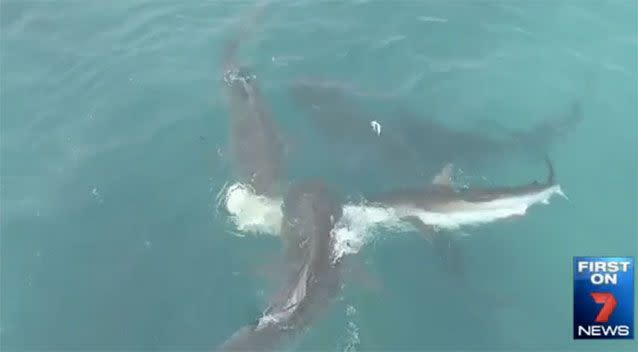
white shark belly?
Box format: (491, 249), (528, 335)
(401, 205), (527, 230)
(256, 262), (310, 331)
(397, 185), (564, 230)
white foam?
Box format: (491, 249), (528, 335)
(255, 312), (281, 331)
(331, 204), (408, 259)
(342, 321), (360, 352)
(222, 183), (409, 259)
(223, 182), (283, 235)
(417, 16), (448, 23)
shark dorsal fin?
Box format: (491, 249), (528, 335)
(432, 163), (454, 187)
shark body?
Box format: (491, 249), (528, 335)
(218, 181), (344, 351)
(367, 156), (566, 232)
(222, 8), (285, 198)
(289, 79), (582, 192)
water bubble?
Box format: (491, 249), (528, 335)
(346, 305), (357, 317)
(92, 187), (103, 203)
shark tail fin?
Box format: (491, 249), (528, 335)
(432, 163), (454, 187)
(221, 1), (270, 71)
(544, 154), (555, 186)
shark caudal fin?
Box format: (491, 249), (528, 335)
(221, 1), (269, 71)
(543, 154), (555, 186)
(543, 154), (570, 201)
(432, 163), (454, 187)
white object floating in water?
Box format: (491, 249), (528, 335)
(91, 187), (103, 203)
(370, 120), (381, 135)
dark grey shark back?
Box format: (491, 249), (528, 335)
(507, 101), (584, 152)
(461, 154), (555, 202)
(226, 72), (285, 197)
(278, 181), (343, 323)
(218, 181), (343, 352)
(369, 154), (556, 207)
(289, 79), (580, 186)
(281, 181), (342, 259)
(222, 9), (285, 198)
(217, 324), (294, 352)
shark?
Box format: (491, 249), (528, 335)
(288, 78), (583, 192)
(366, 155), (566, 237)
(218, 180), (344, 351)
(221, 4), (285, 198)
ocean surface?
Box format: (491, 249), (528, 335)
(1, 1), (637, 351)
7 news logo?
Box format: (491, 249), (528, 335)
(573, 257), (634, 339)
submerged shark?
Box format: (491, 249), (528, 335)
(218, 180), (344, 351)
(221, 6), (285, 198)
(289, 78), (583, 190)
(367, 155), (566, 236)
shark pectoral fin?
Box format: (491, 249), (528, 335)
(432, 163), (454, 187)
(342, 257), (384, 294)
(281, 134), (299, 160)
(453, 232), (472, 241)
(434, 233), (466, 278)
(467, 285), (513, 312)
(401, 216), (437, 244)
(252, 256), (288, 284)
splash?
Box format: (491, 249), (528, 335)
(341, 305), (360, 352)
(331, 204), (408, 260)
(221, 182), (410, 260)
(222, 182), (283, 236)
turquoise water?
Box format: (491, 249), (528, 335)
(1, 1), (637, 351)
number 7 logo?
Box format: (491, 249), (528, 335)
(590, 292), (618, 323)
